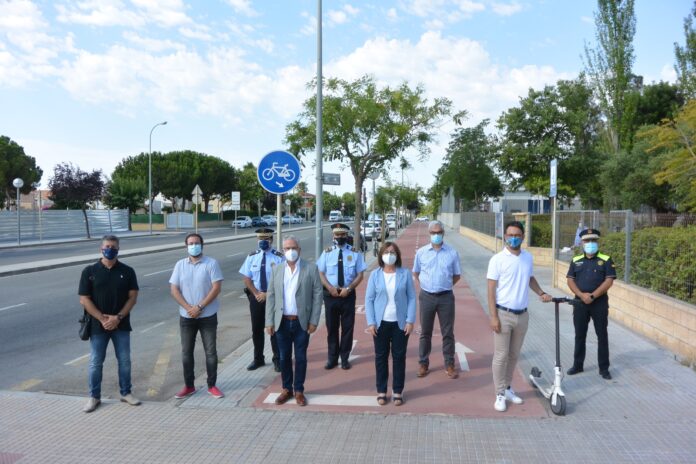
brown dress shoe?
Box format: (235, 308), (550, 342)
(275, 389), (293, 405)
(294, 392), (307, 406)
(417, 364), (429, 378)
(446, 365), (459, 379)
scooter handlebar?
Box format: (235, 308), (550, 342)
(551, 297), (577, 305)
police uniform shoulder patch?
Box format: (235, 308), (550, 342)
(325, 246), (334, 252)
(597, 260), (604, 266)
(248, 250), (260, 257)
(572, 254), (584, 263)
(272, 250), (283, 257)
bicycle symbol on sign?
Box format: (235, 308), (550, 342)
(262, 162), (296, 182)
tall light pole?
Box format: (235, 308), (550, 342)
(368, 172), (379, 251)
(149, 121), (167, 235)
(314, 0), (324, 260)
(13, 178), (24, 246)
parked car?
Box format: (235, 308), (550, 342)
(250, 216), (266, 227)
(261, 215), (277, 226)
(346, 231), (367, 252)
(281, 215), (295, 224)
(328, 210), (343, 222)
(232, 216), (252, 228)
(386, 214), (397, 231)
(416, 216), (430, 222)
(361, 221), (382, 241)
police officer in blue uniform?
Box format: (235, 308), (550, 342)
(566, 228), (616, 380)
(239, 228), (285, 371)
(317, 223), (367, 370)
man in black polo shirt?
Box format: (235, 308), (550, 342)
(78, 235), (140, 412)
(566, 228), (616, 380)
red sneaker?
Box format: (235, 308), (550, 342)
(174, 386), (196, 399)
(208, 386), (224, 399)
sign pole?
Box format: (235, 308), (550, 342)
(276, 195), (282, 251)
(550, 159), (558, 289)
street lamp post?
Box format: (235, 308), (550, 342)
(13, 178), (24, 246)
(149, 121), (167, 235)
(367, 172), (379, 255)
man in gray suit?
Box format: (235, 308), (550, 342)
(266, 236), (323, 406)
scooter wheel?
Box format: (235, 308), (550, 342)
(530, 367), (541, 378)
(550, 395), (566, 416)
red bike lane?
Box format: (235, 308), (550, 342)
(253, 222), (547, 418)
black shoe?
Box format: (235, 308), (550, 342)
(325, 360), (338, 370)
(246, 360), (265, 371)
(341, 360), (352, 370)
(566, 366), (583, 375)
(273, 359), (281, 372)
(600, 370), (612, 380)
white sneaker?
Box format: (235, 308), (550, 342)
(83, 397), (101, 413)
(120, 393), (141, 406)
(494, 394), (507, 412)
(505, 387), (524, 405)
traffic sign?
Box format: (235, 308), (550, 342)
(322, 173), (340, 185)
(231, 191), (240, 211)
(549, 159), (557, 198)
(192, 184), (203, 205)
(257, 150), (301, 194)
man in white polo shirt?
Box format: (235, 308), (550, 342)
(487, 221), (552, 412)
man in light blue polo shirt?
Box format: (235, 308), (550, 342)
(413, 220), (461, 379)
(169, 233), (224, 400)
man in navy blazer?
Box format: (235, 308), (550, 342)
(266, 236), (323, 406)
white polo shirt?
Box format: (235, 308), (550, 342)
(486, 247), (534, 311)
(282, 261), (300, 316)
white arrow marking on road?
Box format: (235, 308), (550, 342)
(348, 339), (360, 362)
(456, 342), (475, 372)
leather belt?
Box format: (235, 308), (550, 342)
(282, 315), (298, 320)
(423, 290), (453, 297)
(496, 304), (527, 315)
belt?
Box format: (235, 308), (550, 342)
(282, 315), (298, 320)
(496, 304), (527, 315)
(423, 290), (453, 297)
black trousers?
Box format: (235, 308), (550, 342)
(247, 292), (279, 363)
(324, 292), (357, 363)
(572, 300), (610, 372)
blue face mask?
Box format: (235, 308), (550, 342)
(102, 247), (118, 260)
(583, 242), (599, 255)
(187, 244), (202, 257)
(430, 233), (444, 245)
(258, 240), (270, 251)
(506, 236), (523, 248)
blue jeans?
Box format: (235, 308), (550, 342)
(275, 318), (310, 393)
(89, 329), (132, 399)
(374, 321), (409, 394)
(180, 314), (218, 388)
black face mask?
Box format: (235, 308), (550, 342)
(334, 237), (347, 246)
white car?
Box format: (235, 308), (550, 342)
(262, 215), (277, 226)
(232, 216), (252, 228)
(416, 216), (430, 222)
(386, 214), (397, 231)
(361, 221), (382, 241)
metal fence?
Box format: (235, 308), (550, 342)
(556, 211), (696, 304)
(0, 209), (129, 244)
(461, 212), (515, 237)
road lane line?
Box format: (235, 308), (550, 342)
(11, 378), (43, 391)
(0, 303), (27, 312)
(146, 325), (179, 398)
(64, 354), (90, 366)
(144, 268), (173, 277)
(141, 321), (165, 333)
(227, 252), (244, 257)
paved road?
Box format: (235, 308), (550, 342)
(0, 226), (335, 402)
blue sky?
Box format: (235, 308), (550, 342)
(0, 0), (691, 196)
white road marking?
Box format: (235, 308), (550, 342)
(455, 342), (475, 372)
(355, 305), (365, 314)
(348, 339), (361, 362)
(0, 303), (27, 312)
(141, 321), (166, 333)
(227, 252), (244, 258)
(64, 354), (90, 366)
(264, 393), (377, 406)
(144, 268), (172, 277)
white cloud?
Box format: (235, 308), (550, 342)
(327, 4), (360, 26)
(387, 8), (398, 20)
(56, 0), (191, 28)
(179, 24), (214, 41)
(659, 64), (677, 83)
(300, 12), (316, 36)
(580, 15), (593, 24)
(491, 2), (522, 16)
(225, 0), (258, 17)
(0, 0), (47, 31)
(122, 31), (184, 52)
(456, 0), (485, 15)
(402, 0), (485, 26)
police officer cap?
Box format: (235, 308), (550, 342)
(255, 228), (274, 239)
(579, 228), (600, 240)
(331, 223), (349, 234)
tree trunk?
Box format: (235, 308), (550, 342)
(82, 207), (91, 239)
(353, 176), (365, 252)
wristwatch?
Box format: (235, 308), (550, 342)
(117, 314), (124, 321)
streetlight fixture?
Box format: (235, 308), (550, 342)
(13, 177), (24, 246)
(149, 121), (167, 235)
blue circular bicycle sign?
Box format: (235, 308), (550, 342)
(257, 150), (301, 194)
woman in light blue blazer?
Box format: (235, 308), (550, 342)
(365, 242), (416, 406)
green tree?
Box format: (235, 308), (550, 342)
(675, 1), (696, 100)
(238, 162), (268, 213)
(584, 0), (637, 152)
(104, 176), (147, 229)
(322, 191), (341, 215)
(341, 191), (356, 216)
(49, 163), (105, 238)
(496, 78), (603, 207)
(434, 120), (502, 211)
(645, 100), (696, 211)
(111, 152), (162, 212)
(633, 81), (683, 127)
(285, 75), (455, 249)
(0, 136), (43, 209)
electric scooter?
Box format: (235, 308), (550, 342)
(529, 296), (576, 416)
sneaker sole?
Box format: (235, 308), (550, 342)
(175, 391), (196, 399)
(120, 398), (141, 406)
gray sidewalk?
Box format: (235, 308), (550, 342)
(1, 227), (695, 463)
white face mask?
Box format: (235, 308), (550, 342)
(382, 253), (397, 265)
(284, 249), (299, 262)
